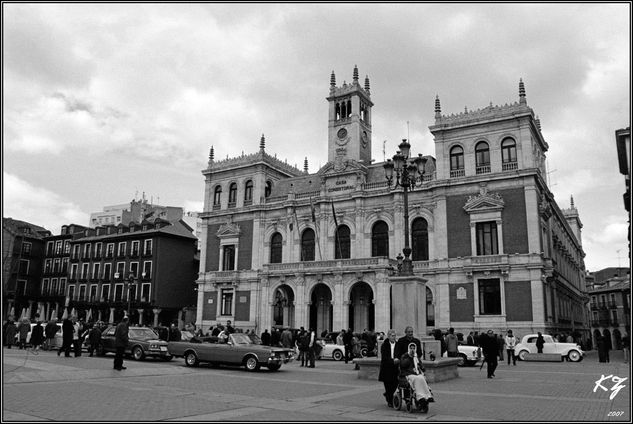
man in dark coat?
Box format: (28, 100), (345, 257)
(394, 326), (423, 361)
(480, 329), (499, 378)
(536, 332), (545, 353)
(3, 316), (17, 349)
(113, 316), (129, 370)
(343, 328), (354, 364)
(58, 317), (74, 357)
(260, 329), (271, 346)
(44, 319), (59, 350)
(88, 323), (102, 357)
(30, 319), (45, 351)
(378, 329), (400, 408)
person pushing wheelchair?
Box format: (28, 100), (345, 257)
(399, 342), (434, 411)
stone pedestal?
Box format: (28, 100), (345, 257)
(389, 275), (427, 337)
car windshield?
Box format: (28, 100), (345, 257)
(180, 330), (195, 341)
(230, 334), (253, 345)
(129, 328), (159, 340)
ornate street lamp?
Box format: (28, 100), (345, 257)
(384, 139), (427, 276)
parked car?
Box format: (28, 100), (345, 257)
(168, 332), (295, 371)
(13, 322), (63, 349)
(316, 340), (346, 361)
(443, 343), (482, 366)
(97, 326), (172, 361)
(318, 332), (369, 358)
(514, 334), (584, 362)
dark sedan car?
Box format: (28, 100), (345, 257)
(97, 326), (172, 361)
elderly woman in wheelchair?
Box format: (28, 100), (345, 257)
(393, 342), (434, 413)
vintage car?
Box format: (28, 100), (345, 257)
(168, 332), (294, 371)
(97, 326), (172, 361)
(316, 340), (346, 361)
(514, 334), (584, 362)
(443, 343), (482, 366)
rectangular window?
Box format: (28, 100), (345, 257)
(52, 278), (59, 295)
(143, 261), (152, 278)
(223, 245), (236, 271)
(141, 283), (151, 302)
(115, 262), (125, 279)
(476, 222), (498, 255)
(70, 264), (78, 279)
(78, 284), (87, 301)
(114, 284), (124, 301)
(478, 278), (501, 315)
(106, 243), (115, 258)
(129, 262), (139, 278)
(44, 259), (52, 274)
(93, 263), (101, 280)
(55, 240), (63, 255)
(144, 239), (153, 255)
(47, 241), (54, 255)
(83, 243), (91, 259)
(53, 258), (61, 273)
(42, 279), (49, 295)
(22, 242), (32, 255)
(81, 263), (89, 279)
(103, 263), (112, 280)
(58, 278), (65, 295)
(19, 259), (29, 275)
(90, 285), (98, 302)
(117, 242), (126, 257)
(101, 284), (110, 302)
(95, 242), (103, 258)
(68, 285), (76, 300)
(72, 245), (81, 259)
(131, 241), (140, 256)
(221, 289), (233, 315)
(129, 284), (137, 302)
(64, 241), (71, 254)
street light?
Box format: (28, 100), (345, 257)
(126, 273), (136, 318)
(384, 139), (427, 276)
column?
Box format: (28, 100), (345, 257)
(389, 275), (427, 338)
(137, 309), (144, 326)
(153, 308), (161, 327)
(108, 307), (115, 324)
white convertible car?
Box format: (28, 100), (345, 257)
(514, 334), (584, 362)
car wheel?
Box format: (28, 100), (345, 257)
(333, 350), (344, 361)
(360, 347), (368, 358)
(567, 350), (581, 362)
(406, 402), (413, 413)
(185, 351), (199, 367)
(132, 346), (145, 361)
(392, 392), (402, 410)
(457, 353), (467, 366)
(518, 350), (529, 361)
(245, 355), (260, 372)
(268, 363), (281, 371)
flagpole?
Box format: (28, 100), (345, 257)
(332, 201), (342, 259)
(310, 197), (322, 261)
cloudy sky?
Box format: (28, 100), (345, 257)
(3, 3), (630, 272)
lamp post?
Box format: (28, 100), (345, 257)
(383, 139), (427, 276)
(126, 273), (135, 318)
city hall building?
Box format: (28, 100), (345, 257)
(196, 66), (588, 340)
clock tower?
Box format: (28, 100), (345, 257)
(327, 66), (373, 165)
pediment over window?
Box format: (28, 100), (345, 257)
(216, 222), (241, 239)
(463, 186), (504, 213)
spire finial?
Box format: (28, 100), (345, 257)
(330, 70), (336, 87)
(570, 195), (575, 208)
(364, 75), (370, 93)
(209, 146), (214, 162)
(260, 134), (265, 151)
(519, 78), (526, 104)
(353, 65), (359, 82)
(434, 95), (441, 118)
(304, 157), (308, 173)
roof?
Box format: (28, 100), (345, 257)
(3, 217), (51, 238)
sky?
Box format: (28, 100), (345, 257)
(2, 3), (630, 272)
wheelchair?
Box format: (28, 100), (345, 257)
(392, 375), (432, 413)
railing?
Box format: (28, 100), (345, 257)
(450, 169), (465, 178)
(476, 165), (491, 174)
(502, 162), (518, 171)
(362, 181), (388, 190)
(296, 191), (320, 200)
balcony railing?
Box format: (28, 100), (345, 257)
(450, 169), (465, 178)
(502, 162), (518, 171)
(475, 165), (491, 174)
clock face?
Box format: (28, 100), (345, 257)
(337, 128), (348, 139)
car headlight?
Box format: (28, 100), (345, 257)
(149, 344), (159, 349)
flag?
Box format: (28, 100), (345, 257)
(332, 200), (342, 259)
(310, 197), (316, 222)
(331, 201), (339, 228)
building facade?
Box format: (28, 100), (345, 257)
(89, 198), (185, 228)
(587, 269), (631, 350)
(196, 67), (588, 340)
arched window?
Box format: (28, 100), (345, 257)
(334, 225), (351, 259)
(228, 183), (237, 205)
(450, 145), (464, 177)
(301, 228), (315, 261)
(371, 221), (389, 257)
(265, 181), (272, 198)
(244, 180), (253, 202)
(411, 218), (429, 261)
(270, 232), (282, 263)
(501, 138), (517, 165)
(475, 141), (490, 174)
(213, 186), (222, 206)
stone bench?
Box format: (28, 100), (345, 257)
(353, 357), (461, 383)
(523, 353), (564, 362)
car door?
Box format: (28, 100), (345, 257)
(524, 336), (537, 353)
(542, 335), (557, 354)
(101, 327), (116, 352)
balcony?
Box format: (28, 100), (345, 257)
(450, 169), (465, 178)
(502, 162), (518, 171)
(475, 165), (491, 175)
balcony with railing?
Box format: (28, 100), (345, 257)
(476, 165), (491, 175)
(450, 168), (465, 178)
(502, 161), (518, 171)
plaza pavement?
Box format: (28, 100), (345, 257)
(2, 347), (630, 422)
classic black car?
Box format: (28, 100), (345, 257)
(168, 332), (294, 371)
(97, 326), (172, 361)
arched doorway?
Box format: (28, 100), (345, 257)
(349, 282), (374, 333)
(426, 287), (435, 327)
(309, 284), (332, 335)
(272, 285), (295, 328)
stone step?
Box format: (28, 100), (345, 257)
(523, 353), (563, 362)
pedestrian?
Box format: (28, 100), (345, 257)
(466, 331), (475, 346)
(336, 329), (344, 346)
(343, 328), (353, 363)
(535, 332), (545, 353)
(445, 328), (459, 357)
(394, 326), (423, 361)
(260, 328), (271, 346)
(622, 333), (630, 364)
(473, 331), (480, 347)
(30, 318), (45, 351)
(169, 323), (182, 342)
(597, 335), (610, 363)
(352, 333), (361, 358)
(4, 316), (17, 349)
(44, 318), (59, 350)
(72, 316), (82, 357)
(281, 327), (293, 349)
(497, 333), (505, 361)
(113, 316), (129, 370)
(17, 317), (30, 349)
(480, 329), (499, 378)
(226, 320), (235, 334)
(504, 330), (517, 365)
(399, 342), (434, 412)
(211, 325), (222, 337)
(297, 328), (310, 366)
(307, 327), (317, 368)
(58, 316), (74, 357)
(378, 329), (400, 408)
(88, 322), (102, 357)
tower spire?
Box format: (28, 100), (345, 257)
(209, 146), (214, 162)
(353, 65), (359, 83)
(364, 75), (370, 94)
(519, 78), (526, 104)
(304, 157), (308, 173)
(570, 195), (575, 208)
(260, 134), (265, 151)
(434, 95), (441, 119)
(330, 70), (336, 87)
